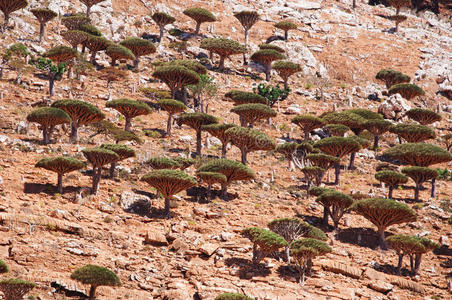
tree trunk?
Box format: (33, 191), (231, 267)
(431, 178), (436, 198)
(304, 130), (310, 141)
(133, 57), (139, 69)
(14, 73), (22, 85)
(334, 162), (341, 185)
(243, 29), (249, 65)
(388, 186), (394, 199)
(241, 150), (247, 165)
(395, 21), (399, 33)
(195, 22), (201, 35)
(111, 58), (116, 66)
(70, 122), (79, 143)
(432, 0), (439, 14)
(414, 183), (420, 202)
(378, 227), (387, 250)
(57, 173), (63, 194)
(221, 183), (228, 200)
(353, 0), (357, 10)
(396, 254), (403, 275)
(43, 127), (50, 145)
(265, 64), (271, 81)
(221, 142), (227, 158)
(196, 129), (202, 155)
(206, 184), (212, 202)
(218, 56), (225, 70)
(125, 118), (132, 132)
(348, 152), (355, 170)
(323, 206), (329, 227)
(409, 255), (414, 276)
(284, 30), (288, 41)
(164, 197), (171, 218)
(109, 162), (116, 179)
(284, 246), (290, 263)
(3, 14), (9, 32)
(159, 26), (164, 41)
(373, 135), (379, 150)
(413, 254), (422, 276)
(167, 114), (172, 136)
(90, 51), (97, 64)
(49, 74), (55, 96)
(91, 167), (101, 195)
(39, 22), (45, 43)
(284, 78), (289, 90)
(86, 6), (91, 18)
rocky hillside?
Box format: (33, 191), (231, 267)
(0, 0), (451, 299)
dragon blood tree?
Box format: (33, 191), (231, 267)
(197, 158), (255, 200)
(386, 235), (439, 276)
(196, 171), (227, 201)
(259, 43), (285, 53)
(85, 35), (111, 64)
(321, 111), (366, 135)
(352, 198), (416, 250)
(0, 279), (35, 300)
(316, 190), (354, 229)
(375, 170), (408, 199)
(440, 133), (452, 152)
(71, 264), (121, 300)
(98, 67), (128, 99)
(152, 12), (175, 41)
(0, 0), (27, 32)
(388, 83), (425, 100)
(215, 293), (254, 300)
(224, 90), (267, 106)
(62, 30), (90, 50)
(230, 103), (276, 128)
(242, 227), (287, 264)
(146, 157), (181, 170)
(292, 114), (326, 140)
(225, 126), (276, 164)
(61, 14), (91, 30)
(82, 147), (119, 194)
(390, 124), (436, 143)
(273, 60), (301, 89)
(268, 218), (326, 262)
(277, 142), (300, 171)
(106, 43), (135, 66)
(363, 119), (392, 149)
(290, 238), (332, 285)
(183, 7), (216, 35)
(30, 8), (57, 43)
(202, 123), (236, 158)
(348, 135), (371, 169)
(153, 64), (200, 99)
(52, 99), (104, 143)
(26, 107), (71, 144)
(306, 153), (340, 184)
(314, 137), (361, 185)
(35, 156), (85, 193)
(402, 166), (438, 201)
(376, 69), (410, 88)
(324, 124), (350, 137)
(106, 99), (152, 132)
(233, 10), (259, 65)
(120, 37), (156, 69)
(100, 144), (135, 179)
(200, 38), (246, 71)
(251, 49), (285, 81)
(405, 108), (441, 125)
(387, 0), (411, 32)
(177, 112), (218, 155)
(80, 0), (106, 17)
(157, 99), (187, 136)
(174, 157), (195, 170)
(274, 20), (297, 41)
(141, 169), (196, 218)
(302, 166), (325, 190)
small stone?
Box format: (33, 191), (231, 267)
(198, 243), (219, 256)
(439, 235), (449, 246)
(171, 238), (189, 254)
(220, 231), (233, 241)
(144, 231), (168, 246)
(368, 281), (393, 293)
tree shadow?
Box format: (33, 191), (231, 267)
(296, 214), (331, 231)
(265, 35), (285, 44)
(225, 257), (271, 279)
(434, 245), (452, 256)
(20, 137), (50, 145)
(276, 264), (300, 282)
(336, 227), (383, 249)
(186, 186), (238, 203)
(374, 263), (412, 277)
(24, 182), (79, 195)
(143, 127), (167, 138)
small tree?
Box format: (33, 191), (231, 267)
(146, 157), (181, 170)
(411, 237), (439, 276)
(62, 30), (90, 50)
(202, 123), (236, 158)
(321, 111), (366, 135)
(348, 135), (371, 169)
(35, 156), (85, 193)
(196, 171), (227, 201)
(82, 148), (119, 194)
(152, 12), (175, 41)
(106, 44), (135, 66)
(363, 119), (392, 149)
(71, 265), (121, 300)
(273, 61), (301, 89)
(325, 124), (350, 137)
(183, 7), (216, 35)
(225, 126), (276, 164)
(230, 103), (276, 128)
(30, 8), (57, 43)
(26, 107), (71, 144)
(0, 0), (27, 32)
(388, 83), (425, 100)
(440, 133), (452, 152)
(375, 69), (410, 88)
(200, 38), (246, 70)
(375, 170), (408, 199)
(253, 83), (290, 109)
(52, 99), (104, 143)
(292, 115), (326, 140)
(242, 227), (287, 264)
(224, 90), (267, 105)
(100, 144), (135, 179)
(0, 42), (31, 83)
(383, 143), (452, 167)
(187, 74), (218, 113)
(177, 112), (218, 155)
(80, 0), (106, 17)
(387, 0), (411, 32)
(85, 35), (111, 64)
(314, 137), (361, 185)
(251, 49), (285, 81)
(120, 37), (156, 69)
(259, 43), (285, 53)
(274, 21), (297, 41)
(406, 108), (441, 125)
(98, 67), (128, 100)
(290, 238), (332, 285)
(215, 293), (254, 300)
(306, 153), (339, 184)
(390, 124), (435, 143)
(233, 10), (259, 65)
(402, 166), (438, 202)
(153, 64), (200, 99)
(197, 159), (255, 200)
(302, 166), (325, 190)
(352, 198), (416, 249)
(157, 99), (187, 136)
(0, 279), (35, 300)
(316, 190), (354, 229)
(0, 259), (8, 273)
(141, 169), (196, 217)
(106, 99), (152, 132)
(277, 142), (299, 171)
(61, 14), (91, 30)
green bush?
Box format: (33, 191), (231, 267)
(71, 264), (121, 300)
(388, 83), (425, 100)
(376, 69), (410, 88)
